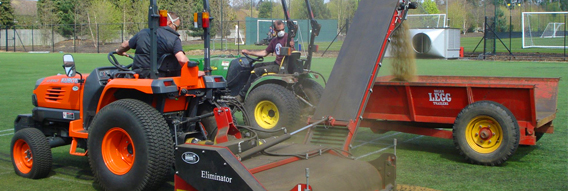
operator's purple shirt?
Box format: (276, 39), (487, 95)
(265, 34), (294, 65)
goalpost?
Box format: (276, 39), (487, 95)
(406, 14), (447, 28)
(522, 12), (568, 48)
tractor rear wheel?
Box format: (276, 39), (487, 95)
(453, 101), (519, 166)
(11, 128), (52, 179)
(88, 99), (173, 191)
(297, 78), (324, 116)
(246, 84), (300, 138)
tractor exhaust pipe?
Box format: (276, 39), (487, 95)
(237, 117), (328, 160)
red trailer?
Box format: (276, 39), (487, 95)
(359, 75), (559, 165)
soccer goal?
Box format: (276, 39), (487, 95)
(406, 14), (447, 28)
(522, 12), (568, 48)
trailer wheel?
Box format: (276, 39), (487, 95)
(88, 99), (172, 191)
(535, 132), (544, 142)
(297, 79), (324, 116)
(246, 84), (300, 138)
(11, 128), (52, 179)
(453, 101), (520, 165)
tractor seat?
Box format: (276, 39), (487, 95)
(249, 50), (302, 76)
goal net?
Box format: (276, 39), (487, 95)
(540, 22), (564, 38)
(522, 12), (568, 48)
(405, 14), (447, 28)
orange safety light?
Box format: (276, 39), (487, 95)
(202, 12), (210, 28)
(159, 10), (168, 26)
(193, 13), (198, 28)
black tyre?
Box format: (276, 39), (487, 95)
(88, 99), (173, 191)
(453, 101), (520, 165)
(535, 132), (544, 142)
(245, 84), (301, 138)
(11, 128), (52, 179)
(297, 78), (324, 116)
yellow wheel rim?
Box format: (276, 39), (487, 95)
(465, 116), (503, 153)
(254, 100), (279, 129)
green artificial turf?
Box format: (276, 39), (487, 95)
(0, 52), (565, 190)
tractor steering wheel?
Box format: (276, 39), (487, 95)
(108, 51), (133, 71)
(242, 52), (264, 62)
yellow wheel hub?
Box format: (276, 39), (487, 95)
(254, 100), (279, 129)
(465, 116), (503, 153)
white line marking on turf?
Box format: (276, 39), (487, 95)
(0, 171), (13, 176)
(0, 129), (13, 133)
(0, 133), (14, 137)
(355, 135), (424, 160)
(51, 176), (92, 185)
(352, 132), (402, 149)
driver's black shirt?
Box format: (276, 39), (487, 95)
(129, 27), (184, 76)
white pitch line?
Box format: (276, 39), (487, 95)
(355, 135), (424, 160)
(0, 133), (14, 137)
(0, 171), (13, 176)
(352, 132), (402, 149)
(0, 129), (13, 133)
(51, 176), (92, 185)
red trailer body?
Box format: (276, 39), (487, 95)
(361, 75), (559, 146)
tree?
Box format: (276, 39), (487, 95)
(494, 6), (508, 32)
(423, 0), (440, 14)
(258, 1), (273, 18)
(1, 0), (16, 26)
(290, 0), (330, 19)
(327, 0), (358, 31)
(87, 0), (120, 45)
(448, 0), (472, 33)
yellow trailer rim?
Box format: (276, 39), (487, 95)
(465, 116), (503, 153)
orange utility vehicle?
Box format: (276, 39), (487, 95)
(11, 1), (234, 190)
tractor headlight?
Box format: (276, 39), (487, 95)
(32, 94), (38, 107)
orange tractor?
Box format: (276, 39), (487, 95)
(11, 1), (236, 190)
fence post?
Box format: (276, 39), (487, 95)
(237, 21), (240, 55)
(97, 24), (99, 53)
(74, 24), (77, 53)
(52, 24), (55, 53)
(5, 25), (8, 51)
(13, 26), (16, 52)
(31, 25), (34, 51)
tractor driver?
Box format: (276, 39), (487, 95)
(238, 20), (294, 100)
(116, 12), (203, 78)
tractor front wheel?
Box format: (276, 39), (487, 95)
(453, 101), (519, 166)
(11, 128), (52, 179)
(246, 84), (300, 138)
(88, 99), (173, 191)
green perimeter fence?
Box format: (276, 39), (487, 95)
(0, 19), (339, 55)
(244, 17), (338, 50)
